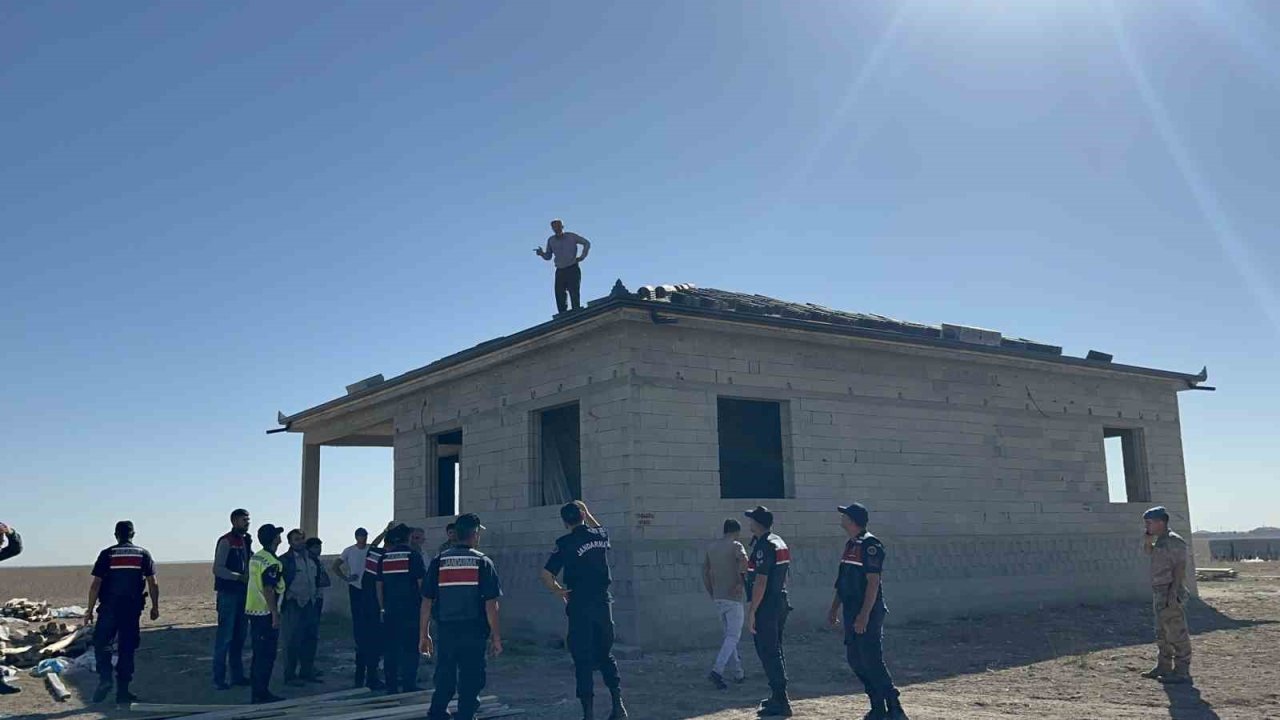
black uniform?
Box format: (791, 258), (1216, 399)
(747, 532), (791, 698)
(836, 533), (899, 708)
(354, 546), (385, 686)
(544, 524), (622, 701)
(423, 546), (502, 720)
(91, 542), (156, 690)
(377, 543), (426, 693)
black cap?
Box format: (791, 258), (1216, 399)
(355, 527), (369, 537)
(257, 524), (285, 544)
(387, 523), (411, 543)
(114, 520), (135, 538)
(1143, 506), (1170, 521)
(838, 502), (869, 526)
(744, 505), (774, 529)
(231, 508), (250, 520)
(456, 513), (485, 533)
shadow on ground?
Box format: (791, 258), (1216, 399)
(10, 597), (1271, 720)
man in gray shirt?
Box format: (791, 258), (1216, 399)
(280, 529), (321, 685)
(533, 218), (591, 314)
(703, 518), (749, 690)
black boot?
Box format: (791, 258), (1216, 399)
(580, 696), (594, 720)
(366, 664), (385, 690)
(758, 691), (793, 717)
(862, 694), (887, 720)
(91, 676), (114, 703)
(116, 682), (140, 705)
(607, 688), (628, 720)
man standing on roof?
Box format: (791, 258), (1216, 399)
(534, 218), (591, 314)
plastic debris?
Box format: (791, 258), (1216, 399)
(29, 657), (68, 677)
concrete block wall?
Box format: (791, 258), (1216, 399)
(621, 317), (1195, 647)
(311, 310), (1197, 651)
(383, 321), (643, 643)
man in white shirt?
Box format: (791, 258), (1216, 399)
(334, 527), (380, 688)
(534, 218), (591, 314)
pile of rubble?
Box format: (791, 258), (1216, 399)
(1, 598), (54, 623)
(0, 598), (92, 669)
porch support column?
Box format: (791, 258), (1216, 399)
(300, 442), (321, 537)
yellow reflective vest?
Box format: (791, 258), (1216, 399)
(245, 548), (285, 616)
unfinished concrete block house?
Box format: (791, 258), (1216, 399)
(274, 283), (1208, 648)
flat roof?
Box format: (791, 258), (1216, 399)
(277, 284), (1208, 427)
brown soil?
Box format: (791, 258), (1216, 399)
(2, 562), (1277, 720)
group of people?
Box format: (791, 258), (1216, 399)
(197, 500), (623, 720)
(0, 498), (1193, 719)
(697, 503), (907, 720)
(208, 510), (335, 701)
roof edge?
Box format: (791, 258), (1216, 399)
(276, 296), (1207, 428)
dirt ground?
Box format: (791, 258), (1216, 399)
(2, 561), (1277, 720)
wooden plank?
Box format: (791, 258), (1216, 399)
(275, 703), (429, 720)
(147, 687), (372, 720)
(45, 673), (72, 701)
(40, 625), (92, 656)
(289, 689), (430, 710)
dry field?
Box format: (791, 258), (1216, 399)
(1, 561), (1277, 720)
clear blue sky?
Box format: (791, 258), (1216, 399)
(2, 1), (1276, 566)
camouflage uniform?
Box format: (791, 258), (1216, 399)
(1146, 529), (1192, 680)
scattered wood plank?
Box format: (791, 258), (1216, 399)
(40, 625), (93, 657)
(45, 672), (71, 701)
(153, 687), (372, 720)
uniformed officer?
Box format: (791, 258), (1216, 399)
(378, 523), (427, 694)
(84, 520), (159, 705)
(420, 513), (503, 720)
(357, 523), (392, 689)
(245, 523), (286, 704)
(1140, 506), (1193, 684)
(829, 503), (908, 720)
(744, 505), (791, 718)
(540, 501), (628, 720)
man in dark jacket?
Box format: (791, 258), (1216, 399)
(0, 523), (21, 563)
(0, 522), (22, 695)
(280, 529), (322, 685)
(211, 509), (253, 690)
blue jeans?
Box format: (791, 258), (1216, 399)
(212, 590), (248, 685)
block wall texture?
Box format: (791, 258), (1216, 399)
(385, 321), (643, 643)
(312, 311), (1197, 649)
(619, 318), (1195, 648)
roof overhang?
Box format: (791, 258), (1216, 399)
(272, 296), (1210, 432)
